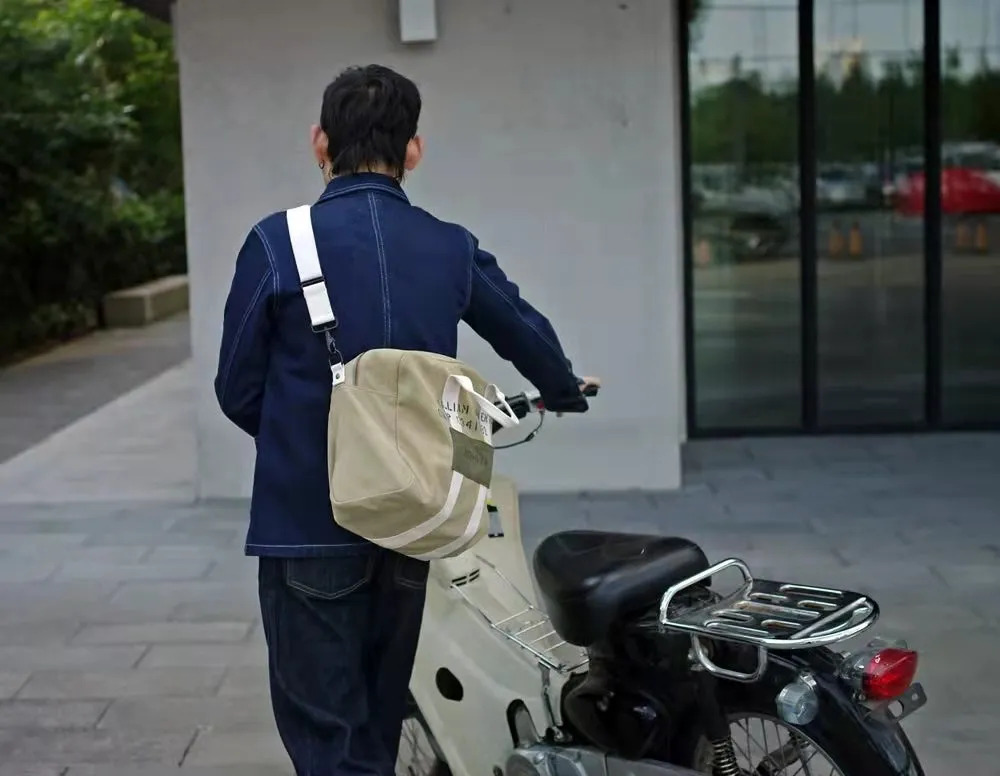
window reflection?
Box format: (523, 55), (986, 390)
(685, 0), (1000, 432)
(688, 0), (801, 430)
(814, 0), (925, 425)
(941, 0), (1000, 423)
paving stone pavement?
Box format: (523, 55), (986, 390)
(0, 434), (997, 774)
(0, 364), (194, 504)
(0, 313), (190, 465)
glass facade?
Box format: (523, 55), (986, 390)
(941, 1), (1000, 423)
(684, 0), (1000, 434)
(688, 0), (802, 430)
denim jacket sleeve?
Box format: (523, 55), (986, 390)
(214, 226), (275, 437)
(461, 234), (581, 405)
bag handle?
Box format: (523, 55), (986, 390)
(286, 205), (345, 385)
(442, 374), (519, 446)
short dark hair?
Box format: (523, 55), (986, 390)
(320, 65), (422, 181)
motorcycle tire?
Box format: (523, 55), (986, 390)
(671, 649), (925, 776)
(397, 693), (451, 776)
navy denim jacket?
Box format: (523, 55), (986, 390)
(215, 173), (581, 557)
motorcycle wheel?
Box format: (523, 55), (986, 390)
(675, 672), (924, 776)
(396, 693), (451, 776)
(687, 713), (873, 775)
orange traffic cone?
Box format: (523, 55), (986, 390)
(957, 221), (971, 251)
(975, 221), (988, 253)
(695, 238), (712, 266)
(848, 222), (863, 257)
(829, 224), (844, 258)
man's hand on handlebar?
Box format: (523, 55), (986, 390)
(557, 376), (601, 417)
(492, 376), (601, 435)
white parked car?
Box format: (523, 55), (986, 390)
(817, 166), (869, 209)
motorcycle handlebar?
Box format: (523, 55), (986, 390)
(493, 383), (599, 434)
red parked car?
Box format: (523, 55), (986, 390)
(894, 143), (1000, 215)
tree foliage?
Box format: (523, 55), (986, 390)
(688, 7), (1000, 171)
(0, 0), (184, 359)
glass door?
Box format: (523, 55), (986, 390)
(685, 0), (803, 432)
(813, 0), (926, 426)
(941, 0), (1000, 424)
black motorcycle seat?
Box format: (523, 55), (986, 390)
(533, 530), (709, 647)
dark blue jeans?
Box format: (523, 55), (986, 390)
(258, 551), (429, 776)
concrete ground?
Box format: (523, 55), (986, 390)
(0, 324), (997, 773)
(0, 314), (191, 465)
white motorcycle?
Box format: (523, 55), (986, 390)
(397, 386), (927, 776)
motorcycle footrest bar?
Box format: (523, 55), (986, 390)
(659, 558), (880, 650)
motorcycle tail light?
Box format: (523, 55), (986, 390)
(840, 639), (919, 702)
(863, 648), (919, 701)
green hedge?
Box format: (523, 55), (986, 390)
(0, 0), (185, 360)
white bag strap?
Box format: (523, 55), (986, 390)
(286, 205), (345, 385)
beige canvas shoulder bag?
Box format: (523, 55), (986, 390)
(286, 204), (519, 559)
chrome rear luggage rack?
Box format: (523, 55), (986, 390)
(659, 559), (880, 681)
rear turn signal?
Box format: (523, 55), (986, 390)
(840, 640), (919, 702)
(863, 648), (919, 701)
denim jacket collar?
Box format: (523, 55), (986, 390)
(316, 173), (409, 204)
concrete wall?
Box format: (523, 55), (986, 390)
(174, 0), (686, 498)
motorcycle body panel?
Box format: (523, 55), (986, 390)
(411, 475), (575, 776)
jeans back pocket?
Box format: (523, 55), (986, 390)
(283, 554), (376, 600)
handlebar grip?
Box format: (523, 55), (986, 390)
(490, 385), (598, 434)
(548, 394), (589, 414)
